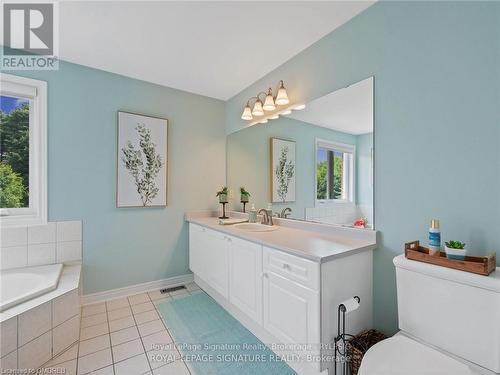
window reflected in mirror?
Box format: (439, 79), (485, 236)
(316, 140), (355, 202)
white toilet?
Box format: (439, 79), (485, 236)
(359, 254), (500, 375)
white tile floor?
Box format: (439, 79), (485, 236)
(42, 282), (203, 375)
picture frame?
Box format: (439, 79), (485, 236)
(116, 111), (168, 208)
(270, 137), (296, 203)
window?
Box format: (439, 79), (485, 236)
(316, 139), (355, 202)
(0, 74), (47, 225)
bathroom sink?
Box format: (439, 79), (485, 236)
(234, 223), (280, 232)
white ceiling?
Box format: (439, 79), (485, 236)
(288, 76), (373, 135)
(55, 1), (374, 100)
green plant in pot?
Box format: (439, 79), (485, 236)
(216, 187), (228, 203)
(445, 240), (466, 260)
(240, 187), (250, 203)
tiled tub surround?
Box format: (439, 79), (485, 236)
(0, 220), (83, 270)
(0, 273), (81, 370)
(38, 285), (199, 375)
(0, 221), (83, 371)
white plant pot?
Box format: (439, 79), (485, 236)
(445, 246), (466, 260)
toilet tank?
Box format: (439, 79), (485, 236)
(393, 254), (500, 373)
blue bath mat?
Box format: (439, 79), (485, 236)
(156, 292), (296, 375)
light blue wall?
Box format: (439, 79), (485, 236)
(227, 116), (357, 218)
(10, 61), (226, 294)
(356, 133), (373, 210)
(226, 2), (500, 334)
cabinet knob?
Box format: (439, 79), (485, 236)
(283, 263), (291, 270)
(262, 273), (268, 278)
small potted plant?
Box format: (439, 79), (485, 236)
(353, 217), (368, 229)
(445, 240), (466, 260)
(216, 187), (228, 203)
(240, 187), (250, 203)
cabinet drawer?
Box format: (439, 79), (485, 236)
(190, 223), (226, 241)
(263, 246), (319, 291)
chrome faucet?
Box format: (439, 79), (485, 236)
(280, 207), (292, 219)
(258, 208), (273, 226)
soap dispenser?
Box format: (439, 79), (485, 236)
(248, 204), (257, 223)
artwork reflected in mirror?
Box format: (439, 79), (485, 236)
(227, 77), (374, 229)
(271, 138), (296, 203)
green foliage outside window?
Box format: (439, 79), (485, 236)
(316, 154), (343, 200)
(0, 163), (25, 208)
(0, 102), (29, 208)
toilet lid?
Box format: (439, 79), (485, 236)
(358, 335), (474, 375)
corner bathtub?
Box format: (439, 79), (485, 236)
(0, 263), (63, 312)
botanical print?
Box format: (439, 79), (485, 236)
(121, 124), (163, 206)
(117, 112), (167, 207)
(271, 138), (296, 202)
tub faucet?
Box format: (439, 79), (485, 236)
(258, 208), (273, 226)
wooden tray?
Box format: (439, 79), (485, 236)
(405, 241), (496, 276)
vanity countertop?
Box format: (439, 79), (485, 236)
(186, 213), (377, 263)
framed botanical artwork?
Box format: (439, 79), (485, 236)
(117, 111), (168, 207)
(270, 137), (296, 203)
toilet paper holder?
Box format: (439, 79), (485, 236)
(334, 296), (361, 375)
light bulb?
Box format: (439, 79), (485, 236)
(241, 105), (253, 120)
(260, 119), (268, 124)
(252, 100), (264, 116)
(293, 104), (306, 110)
(263, 89), (276, 111)
(275, 81), (289, 105)
(281, 109), (292, 115)
(269, 114), (279, 120)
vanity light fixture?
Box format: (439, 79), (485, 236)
(248, 103), (306, 127)
(275, 80), (289, 105)
(240, 80), (290, 121)
(241, 104), (253, 120)
(252, 99), (264, 116)
(263, 88), (276, 111)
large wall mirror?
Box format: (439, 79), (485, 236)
(227, 76), (374, 230)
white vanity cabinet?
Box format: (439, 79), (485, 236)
(228, 237), (263, 325)
(189, 224), (263, 323)
(262, 246), (320, 349)
(189, 223), (229, 298)
(188, 222), (374, 375)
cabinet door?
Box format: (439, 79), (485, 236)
(229, 237), (263, 325)
(189, 224), (206, 279)
(204, 229), (229, 299)
(263, 271), (320, 346)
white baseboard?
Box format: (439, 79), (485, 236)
(81, 273), (194, 305)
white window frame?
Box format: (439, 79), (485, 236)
(0, 73), (47, 226)
(315, 138), (356, 205)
